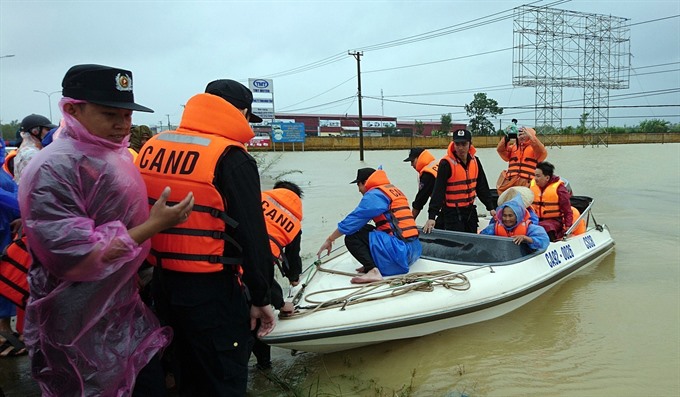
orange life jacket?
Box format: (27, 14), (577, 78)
(569, 207), (586, 236)
(443, 142), (479, 208)
(0, 234), (30, 309)
(494, 210), (531, 237)
(414, 149), (438, 179)
(530, 179), (564, 220)
(136, 93), (256, 273)
(365, 170), (419, 240)
(262, 188), (302, 260)
(2, 149), (16, 178)
(506, 144), (540, 180)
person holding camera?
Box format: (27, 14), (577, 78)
(496, 119), (547, 195)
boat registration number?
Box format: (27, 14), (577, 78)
(545, 243), (575, 268)
(583, 235), (596, 249)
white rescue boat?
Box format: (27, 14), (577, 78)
(262, 196), (615, 353)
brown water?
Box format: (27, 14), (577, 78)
(2, 143), (679, 396)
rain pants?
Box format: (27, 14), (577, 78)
(17, 98), (171, 397)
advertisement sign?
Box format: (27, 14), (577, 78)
(252, 107), (274, 120)
(319, 119), (341, 127)
(271, 122), (305, 143)
(363, 120), (396, 128)
(249, 78), (274, 94)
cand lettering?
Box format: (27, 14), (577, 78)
(139, 146), (199, 175)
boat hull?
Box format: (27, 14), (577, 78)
(263, 223), (615, 353)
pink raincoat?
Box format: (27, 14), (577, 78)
(17, 98), (172, 397)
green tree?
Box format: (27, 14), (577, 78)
(414, 120), (424, 136)
(577, 112), (589, 134)
(383, 124), (396, 136)
(638, 119), (670, 133)
(1, 120), (20, 143)
(440, 113), (452, 136)
(464, 93), (503, 135)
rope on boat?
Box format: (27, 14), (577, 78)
(280, 267), (470, 319)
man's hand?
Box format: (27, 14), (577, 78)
(423, 219), (436, 234)
(251, 305), (276, 338)
(317, 239), (332, 258)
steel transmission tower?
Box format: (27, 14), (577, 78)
(513, 5), (630, 146)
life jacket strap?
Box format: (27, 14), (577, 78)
(149, 249), (242, 266)
(160, 227), (243, 252)
(147, 199), (239, 228)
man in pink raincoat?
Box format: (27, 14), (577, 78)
(18, 64), (194, 397)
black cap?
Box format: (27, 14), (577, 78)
(350, 167), (376, 184)
(62, 64), (153, 113)
(21, 114), (56, 132)
(205, 79), (263, 123)
(452, 129), (472, 143)
(403, 147), (424, 162)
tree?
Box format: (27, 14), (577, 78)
(464, 93), (503, 135)
(1, 120), (20, 143)
(577, 112), (589, 134)
(383, 124), (396, 136)
(638, 119), (670, 133)
(414, 120), (424, 136)
(440, 113), (452, 136)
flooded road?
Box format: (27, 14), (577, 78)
(2, 143), (678, 396)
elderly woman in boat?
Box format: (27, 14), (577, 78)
(480, 190), (549, 252)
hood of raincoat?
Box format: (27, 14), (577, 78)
(56, 97), (133, 152)
(495, 195), (527, 231)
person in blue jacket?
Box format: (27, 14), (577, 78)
(0, 138), (21, 357)
(317, 167), (422, 283)
(480, 194), (549, 251)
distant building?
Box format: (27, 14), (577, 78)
(252, 113), (466, 137)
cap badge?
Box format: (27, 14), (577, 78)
(115, 73), (133, 92)
(457, 131), (465, 136)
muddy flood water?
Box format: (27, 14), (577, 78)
(1, 143), (678, 397)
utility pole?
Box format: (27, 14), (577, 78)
(349, 51), (364, 161)
(381, 89), (384, 116)
(166, 114), (171, 130)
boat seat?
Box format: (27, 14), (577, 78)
(570, 196), (592, 215)
(419, 229), (534, 265)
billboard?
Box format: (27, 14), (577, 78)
(271, 122), (305, 143)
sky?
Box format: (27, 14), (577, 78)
(1, 0), (679, 131)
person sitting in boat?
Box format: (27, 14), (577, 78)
(403, 147), (438, 221)
(253, 180), (303, 370)
(480, 193), (549, 252)
(530, 161), (573, 241)
(317, 167), (422, 284)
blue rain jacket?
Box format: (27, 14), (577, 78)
(338, 188), (422, 276)
(480, 195), (549, 251)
